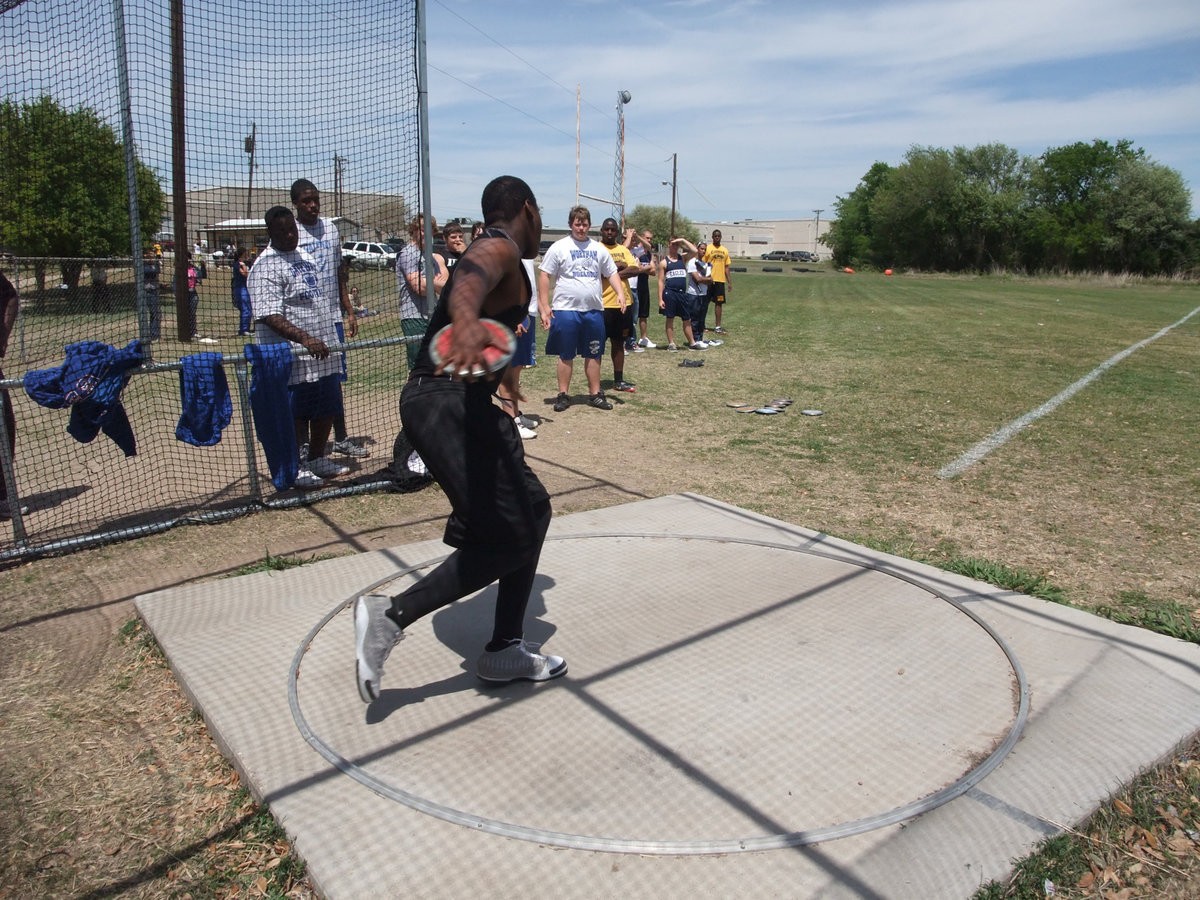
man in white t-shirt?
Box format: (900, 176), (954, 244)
(537, 205), (625, 412)
(292, 178), (367, 461)
(249, 206), (346, 489)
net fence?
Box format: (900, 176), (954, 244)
(0, 0), (427, 561)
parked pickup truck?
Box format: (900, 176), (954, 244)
(341, 241), (397, 270)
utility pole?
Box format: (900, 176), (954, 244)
(333, 153), (347, 217)
(244, 123), (256, 219)
(812, 208), (823, 253)
(669, 153), (677, 238)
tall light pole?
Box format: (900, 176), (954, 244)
(812, 208), (823, 253)
(613, 90), (631, 223)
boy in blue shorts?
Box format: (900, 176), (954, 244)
(537, 206), (626, 411)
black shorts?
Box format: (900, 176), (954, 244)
(400, 376), (550, 549)
(603, 307), (630, 343)
(708, 282), (727, 304)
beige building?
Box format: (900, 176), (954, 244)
(690, 218), (833, 260)
(159, 185), (411, 249)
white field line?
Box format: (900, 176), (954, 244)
(938, 304), (1200, 479)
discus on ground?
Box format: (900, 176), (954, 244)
(429, 318), (516, 377)
(801, 409), (824, 417)
(726, 401), (752, 409)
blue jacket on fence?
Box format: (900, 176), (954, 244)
(243, 342), (298, 491)
(176, 352), (232, 447)
(23, 340), (144, 457)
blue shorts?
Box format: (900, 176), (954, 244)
(661, 289), (692, 320)
(545, 309), (605, 360)
(512, 314), (536, 368)
(289, 373), (344, 420)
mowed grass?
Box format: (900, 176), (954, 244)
(517, 265), (1199, 616)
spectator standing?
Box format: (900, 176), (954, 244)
(537, 205), (625, 412)
(627, 229), (656, 349)
(704, 229), (732, 336)
(442, 222), (467, 271)
(291, 178), (367, 460)
(496, 258), (541, 440)
(688, 241), (713, 350)
(597, 218), (637, 392)
(657, 238), (699, 351)
(231, 247), (252, 335)
(249, 206), (349, 489)
(396, 214), (448, 370)
(141, 249), (161, 341)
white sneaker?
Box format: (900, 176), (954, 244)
(309, 455), (350, 478)
(517, 423), (537, 440)
(689, 341), (709, 350)
(516, 414), (538, 430)
(705, 338), (724, 346)
(639, 337), (657, 349)
(294, 468), (325, 488)
(667, 343), (679, 352)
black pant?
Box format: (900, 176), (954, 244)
(390, 376), (552, 644)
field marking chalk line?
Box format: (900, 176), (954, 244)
(939, 304), (1200, 479)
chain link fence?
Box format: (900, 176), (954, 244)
(1, 0), (429, 561)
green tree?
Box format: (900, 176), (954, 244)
(624, 204), (700, 246)
(1101, 156), (1193, 275)
(1025, 139), (1141, 271)
(0, 96), (165, 287)
(824, 161), (892, 268)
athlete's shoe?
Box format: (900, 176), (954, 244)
(517, 423), (538, 440)
(667, 343), (679, 352)
(516, 414), (538, 430)
(294, 468), (325, 489)
(705, 338), (724, 347)
(354, 592), (405, 702)
(299, 442), (309, 464)
(553, 392), (570, 412)
(638, 337), (657, 349)
(712, 326), (728, 335)
(309, 455), (350, 478)
(477, 639), (567, 683)
(330, 438), (370, 459)
(588, 392), (613, 410)
(615, 381), (636, 393)
(689, 341), (709, 350)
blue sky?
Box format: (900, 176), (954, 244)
(423, 0), (1200, 224)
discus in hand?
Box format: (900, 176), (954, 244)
(429, 318), (516, 379)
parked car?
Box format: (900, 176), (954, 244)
(341, 241), (397, 270)
(787, 250), (820, 263)
(760, 250), (790, 261)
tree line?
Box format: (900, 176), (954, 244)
(823, 140), (1199, 276)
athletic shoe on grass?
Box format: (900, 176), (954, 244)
(667, 343), (679, 352)
(354, 593), (405, 702)
(638, 337), (657, 349)
(705, 338), (724, 347)
(517, 423), (537, 440)
(516, 414), (538, 430)
(615, 381), (636, 393)
(477, 639), (566, 683)
(553, 392), (570, 412)
(689, 341), (709, 350)
(712, 326), (727, 335)
(588, 392), (613, 409)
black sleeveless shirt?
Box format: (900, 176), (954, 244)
(408, 227), (532, 387)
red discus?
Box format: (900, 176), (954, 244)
(429, 318), (516, 376)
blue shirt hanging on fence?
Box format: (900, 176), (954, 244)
(244, 342), (299, 490)
(176, 352), (232, 446)
(23, 340), (144, 457)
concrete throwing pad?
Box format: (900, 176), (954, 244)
(136, 495), (1200, 899)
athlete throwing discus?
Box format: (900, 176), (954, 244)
(354, 176), (566, 702)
